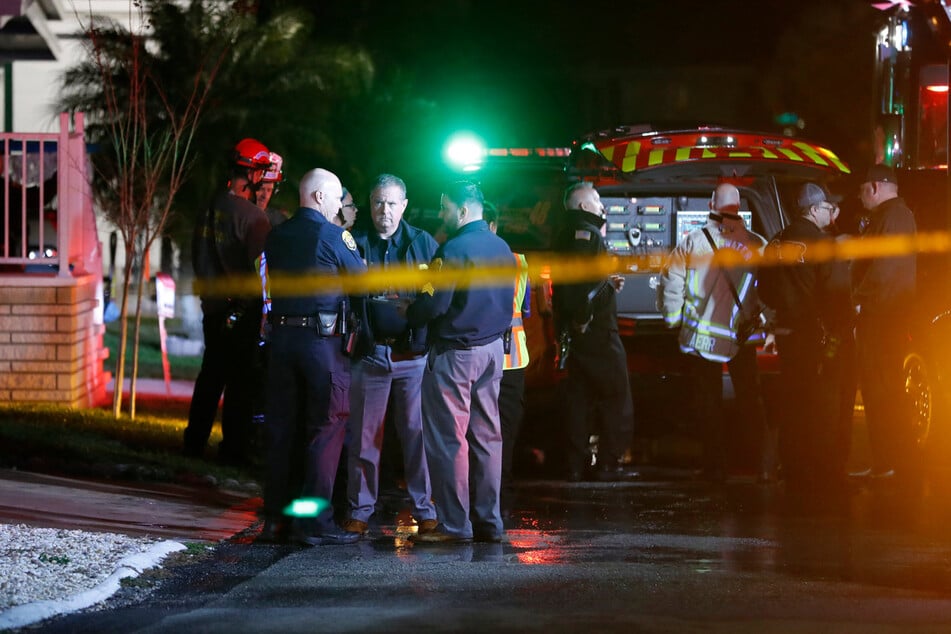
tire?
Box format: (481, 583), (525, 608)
(903, 351), (933, 451)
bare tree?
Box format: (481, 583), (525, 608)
(65, 1), (233, 418)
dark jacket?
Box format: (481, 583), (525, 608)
(406, 219), (514, 350)
(551, 209), (617, 334)
(851, 196), (917, 318)
(192, 190), (270, 315)
(759, 216), (852, 336)
(351, 219), (438, 356)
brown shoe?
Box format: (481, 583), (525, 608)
(417, 519), (438, 534)
(342, 519), (368, 535)
(411, 529), (472, 544)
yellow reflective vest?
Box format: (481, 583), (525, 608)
(504, 252), (530, 370)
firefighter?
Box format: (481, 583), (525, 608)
(552, 181), (637, 483)
(184, 137), (272, 466)
(758, 182), (852, 489)
(255, 151), (288, 227)
(658, 182), (772, 481)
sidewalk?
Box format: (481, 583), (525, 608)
(1, 375), (260, 542)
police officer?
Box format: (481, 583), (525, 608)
(552, 181), (636, 482)
(759, 182), (852, 489)
(260, 167), (366, 545)
(342, 173), (439, 537)
(400, 181), (514, 544)
(851, 164), (918, 480)
(184, 138), (272, 466)
(658, 183), (772, 482)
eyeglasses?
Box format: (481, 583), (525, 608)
(342, 202), (358, 211)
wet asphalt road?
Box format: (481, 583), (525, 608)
(33, 468), (951, 633)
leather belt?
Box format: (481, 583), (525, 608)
(276, 315), (318, 328)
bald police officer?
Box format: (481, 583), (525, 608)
(260, 168), (367, 545)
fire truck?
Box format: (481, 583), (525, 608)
(871, 0), (951, 459)
(437, 127), (852, 472)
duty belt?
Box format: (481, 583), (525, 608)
(275, 315), (314, 327)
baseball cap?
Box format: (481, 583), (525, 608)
(864, 163), (897, 184)
(797, 182), (842, 209)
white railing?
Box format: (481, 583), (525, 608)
(0, 112), (95, 278)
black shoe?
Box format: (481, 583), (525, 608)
(300, 525), (361, 546)
(473, 531), (504, 543)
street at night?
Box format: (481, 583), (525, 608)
(11, 408), (950, 633)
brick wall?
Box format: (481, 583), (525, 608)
(0, 274), (109, 407)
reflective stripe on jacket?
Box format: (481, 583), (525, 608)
(658, 217), (767, 363)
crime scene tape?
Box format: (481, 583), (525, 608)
(192, 230), (951, 298)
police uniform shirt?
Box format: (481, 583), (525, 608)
(406, 219), (513, 349)
(552, 210), (617, 333)
(265, 207), (366, 316)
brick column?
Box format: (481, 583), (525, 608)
(0, 273), (108, 407)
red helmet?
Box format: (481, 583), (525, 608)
(232, 138), (271, 170)
(262, 151), (283, 183)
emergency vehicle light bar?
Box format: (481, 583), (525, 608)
(486, 147), (571, 157)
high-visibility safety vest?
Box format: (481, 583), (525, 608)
(504, 252), (530, 370)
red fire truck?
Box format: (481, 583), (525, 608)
(871, 0), (951, 459)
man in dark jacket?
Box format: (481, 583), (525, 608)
(759, 182), (852, 489)
(401, 181), (514, 544)
(851, 164), (918, 480)
(184, 138), (272, 465)
(552, 181), (635, 483)
(342, 174), (439, 538)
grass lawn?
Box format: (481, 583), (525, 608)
(104, 316), (203, 381)
(0, 403), (261, 486)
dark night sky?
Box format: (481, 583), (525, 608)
(307, 0), (886, 181)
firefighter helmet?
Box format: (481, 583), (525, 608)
(262, 151), (283, 183)
(231, 138), (271, 170)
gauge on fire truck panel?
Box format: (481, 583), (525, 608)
(642, 222), (665, 232)
(637, 204), (665, 215)
(606, 204), (627, 215)
(607, 222), (627, 232)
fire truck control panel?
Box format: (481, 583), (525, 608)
(599, 195), (752, 317)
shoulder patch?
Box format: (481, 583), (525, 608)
(342, 230), (357, 251)
(574, 229), (592, 241)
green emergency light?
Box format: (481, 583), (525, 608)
(445, 132), (486, 172)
